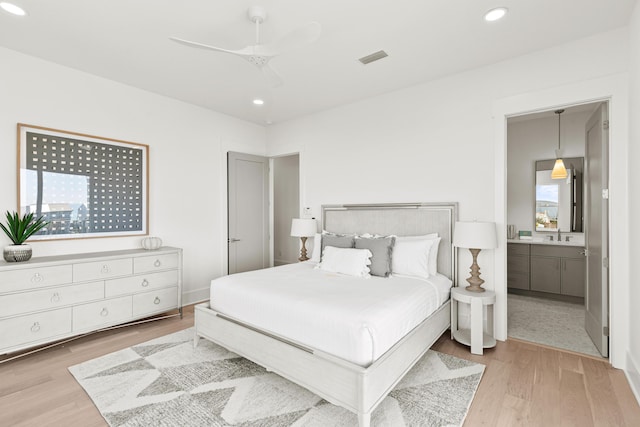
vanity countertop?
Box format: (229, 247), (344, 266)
(507, 238), (584, 247)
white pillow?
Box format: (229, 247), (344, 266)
(310, 233), (322, 263)
(396, 234), (440, 275)
(428, 237), (441, 274)
(317, 246), (372, 277)
(392, 238), (435, 279)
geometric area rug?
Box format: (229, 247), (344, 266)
(69, 328), (484, 427)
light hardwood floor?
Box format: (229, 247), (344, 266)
(1, 305), (639, 426)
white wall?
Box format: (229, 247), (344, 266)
(507, 110), (590, 236)
(0, 47), (267, 305)
(267, 28), (630, 362)
(626, 0), (640, 402)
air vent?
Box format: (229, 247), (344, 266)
(358, 50), (388, 65)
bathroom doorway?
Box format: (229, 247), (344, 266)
(506, 101), (609, 358)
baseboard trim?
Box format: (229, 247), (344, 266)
(625, 351), (640, 406)
(182, 287), (210, 306)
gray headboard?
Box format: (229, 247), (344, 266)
(322, 202), (458, 282)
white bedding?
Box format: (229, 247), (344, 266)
(209, 262), (452, 366)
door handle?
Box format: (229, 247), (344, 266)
(228, 238), (241, 243)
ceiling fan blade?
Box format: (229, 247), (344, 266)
(262, 63), (284, 88)
(169, 37), (252, 56)
(262, 22), (322, 55)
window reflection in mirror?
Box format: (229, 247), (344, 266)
(23, 170), (91, 234)
(534, 158), (583, 232)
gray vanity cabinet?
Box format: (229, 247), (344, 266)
(507, 243), (530, 290)
(530, 245), (585, 297)
(508, 242), (585, 298)
(561, 257), (586, 297)
(530, 256), (561, 293)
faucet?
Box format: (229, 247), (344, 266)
(557, 228), (561, 242)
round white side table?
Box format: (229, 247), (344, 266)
(450, 287), (496, 355)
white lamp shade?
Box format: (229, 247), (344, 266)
(453, 221), (497, 249)
(290, 218), (316, 237)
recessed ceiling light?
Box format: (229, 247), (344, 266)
(253, 99), (265, 106)
(484, 7), (507, 22)
(0, 2), (27, 16)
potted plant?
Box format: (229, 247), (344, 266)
(0, 211), (48, 262)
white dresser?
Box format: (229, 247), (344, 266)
(0, 247), (182, 355)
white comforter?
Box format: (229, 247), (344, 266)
(209, 262), (451, 366)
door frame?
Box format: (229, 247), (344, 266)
(269, 153), (301, 267)
(584, 103), (610, 357)
(222, 149), (304, 275)
(493, 73), (629, 368)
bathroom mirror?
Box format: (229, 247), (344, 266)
(534, 157), (583, 232)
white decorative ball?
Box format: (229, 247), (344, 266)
(141, 237), (162, 250)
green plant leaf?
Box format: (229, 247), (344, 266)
(1, 211), (49, 245)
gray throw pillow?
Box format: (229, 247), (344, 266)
(321, 234), (355, 258)
(355, 236), (396, 277)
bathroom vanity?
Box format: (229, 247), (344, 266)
(507, 240), (585, 299)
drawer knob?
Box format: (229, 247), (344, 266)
(141, 279), (149, 287)
(101, 265), (111, 274)
(100, 308), (109, 317)
(31, 322), (41, 333)
(31, 273), (43, 283)
(51, 292), (60, 303)
(154, 259), (161, 267)
(154, 297), (161, 305)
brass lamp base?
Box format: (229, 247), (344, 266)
(298, 236), (309, 262)
(465, 248), (486, 292)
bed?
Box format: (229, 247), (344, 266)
(194, 202), (458, 426)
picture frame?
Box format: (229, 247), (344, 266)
(17, 124), (149, 241)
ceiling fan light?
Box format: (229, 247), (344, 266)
(484, 7), (507, 22)
(551, 159), (568, 180)
(0, 2), (26, 16)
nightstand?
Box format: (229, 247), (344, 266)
(450, 287), (496, 355)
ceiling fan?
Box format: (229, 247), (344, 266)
(170, 6), (321, 88)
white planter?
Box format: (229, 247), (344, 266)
(3, 244), (32, 262)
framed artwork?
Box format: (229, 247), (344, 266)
(17, 124), (149, 240)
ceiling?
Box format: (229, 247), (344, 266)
(0, 0), (635, 125)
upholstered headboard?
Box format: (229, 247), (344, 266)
(322, 202), (458, 282)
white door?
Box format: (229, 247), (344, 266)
(584, 103), (609, 357)
(227, 152), (269, 274)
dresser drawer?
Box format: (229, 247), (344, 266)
(0, 281), (104, 318)
(105, 270), (179, 297)
(72, 296), (132, 332)
(132, 287), (178, 317)
(0, 308), (72, 350)
(0, 265), (72, 293)
(134, 253), (179, 274)
(73, 258), (132, 282)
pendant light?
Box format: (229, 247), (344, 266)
(551, 109), (568, 180)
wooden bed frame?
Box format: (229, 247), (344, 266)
(194, 202), (458, 426)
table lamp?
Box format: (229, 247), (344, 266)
(453, 221), (497, 292)
(290, 218), (316, 261)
